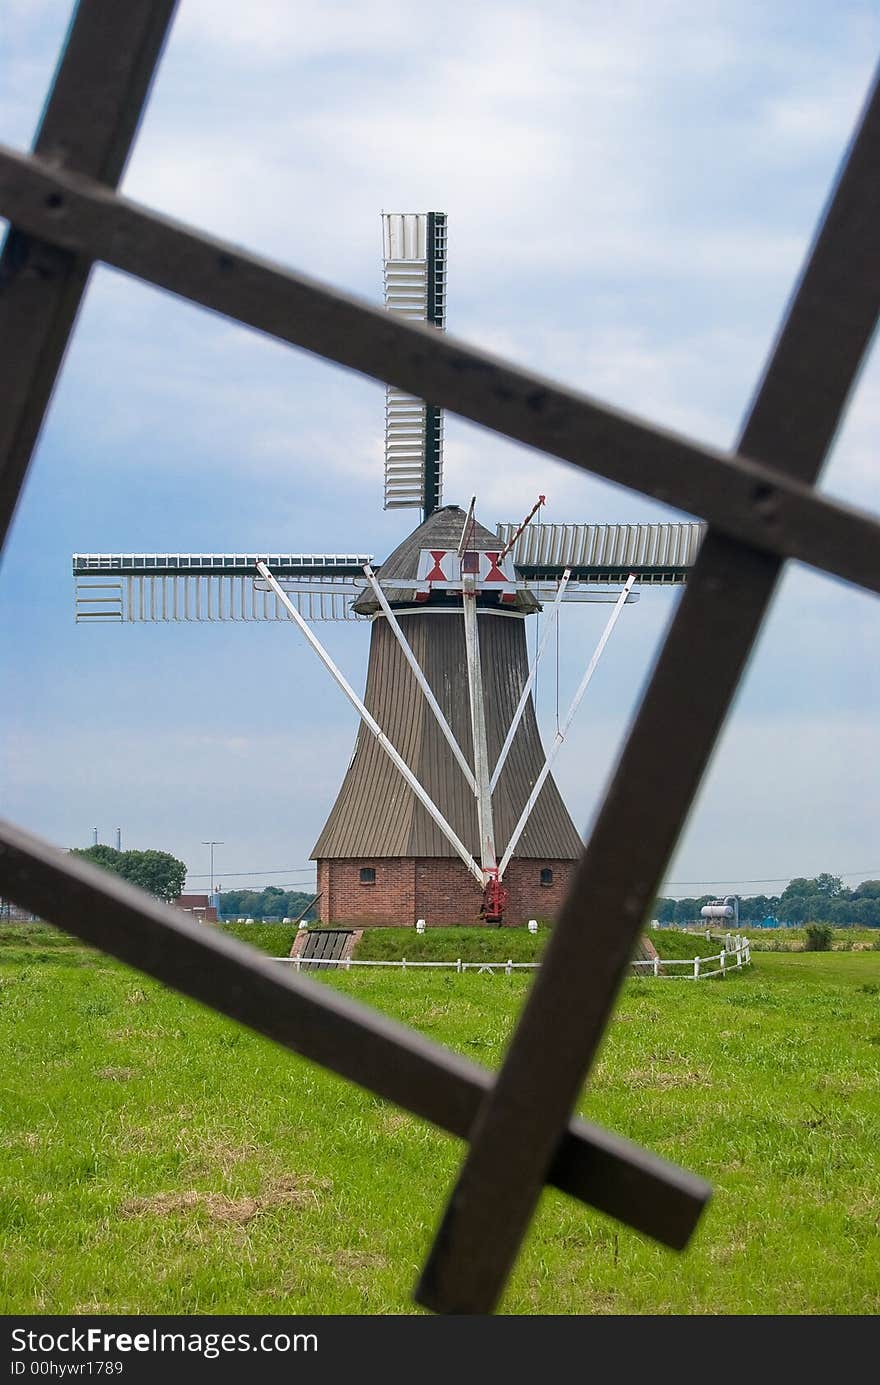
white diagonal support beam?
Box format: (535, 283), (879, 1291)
(497, 575), (635, 879)
(490, 567), (571, 792)
(257, 562), (483, 886)
(457, 496), (476, 560)
(363, 564), (477, 794)
(462, 577), (497, 874)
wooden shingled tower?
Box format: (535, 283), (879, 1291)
(312, 504), (583, 925)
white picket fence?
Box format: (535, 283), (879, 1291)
(273, 934), (751, 979)
(632, 934), (752, 979)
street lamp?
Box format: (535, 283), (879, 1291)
(201, 841), (224, 896)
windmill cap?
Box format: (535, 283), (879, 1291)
(353, 505), (538, 614)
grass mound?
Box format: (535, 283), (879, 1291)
(354, 925), (727, 965)
(353, 926), (547, 963)
(218, 922), (298, 956)
(648, 929), (732, 961)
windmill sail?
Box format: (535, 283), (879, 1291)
(382, 212), (446, 516)
(72, 554), (371, 622)
(495, 521), (705, 584)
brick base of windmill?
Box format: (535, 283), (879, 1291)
(316, 856), (579, 928)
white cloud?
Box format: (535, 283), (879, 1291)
(117, 0), (878, 294)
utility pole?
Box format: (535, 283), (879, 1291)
(201, 841), (224, 895)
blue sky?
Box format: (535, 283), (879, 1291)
(1, 0), (878, 900)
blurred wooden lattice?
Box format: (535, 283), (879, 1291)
(0, 1), (877, 1315)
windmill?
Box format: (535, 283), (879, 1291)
(73, 213), (703, 926)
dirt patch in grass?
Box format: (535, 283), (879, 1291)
(706, 1238), (748, 1265)
(108, 1027), (169, 1043)
(97, 1066), (137, 1082)
(419, 1004), (451, 1026)
(324, 1248), (388, 1275)
(121, 1191), (257, 1224)
(7, 1131), (45, 1151)
(377, 1111), (415, 1135)
(183, 1136), (263, 1175)
(613, 1064), (713, 1090)
(846, 1193), (880, 1224)
(521, 1283), (622, 1314)
(121, 1174), (332, 1225)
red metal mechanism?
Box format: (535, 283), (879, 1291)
(497, 494), (546, 563)
(480, 868), (509, 926)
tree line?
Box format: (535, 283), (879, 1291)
(653, 874), (880, 927)
(218, 886), (318, 921)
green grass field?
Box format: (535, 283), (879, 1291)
(2, 925), (879, 1315)
(677, 924), (879, 948)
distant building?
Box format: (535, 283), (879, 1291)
(173, 893), (217, 923)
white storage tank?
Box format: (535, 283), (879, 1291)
(700, 895), (739, 924)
